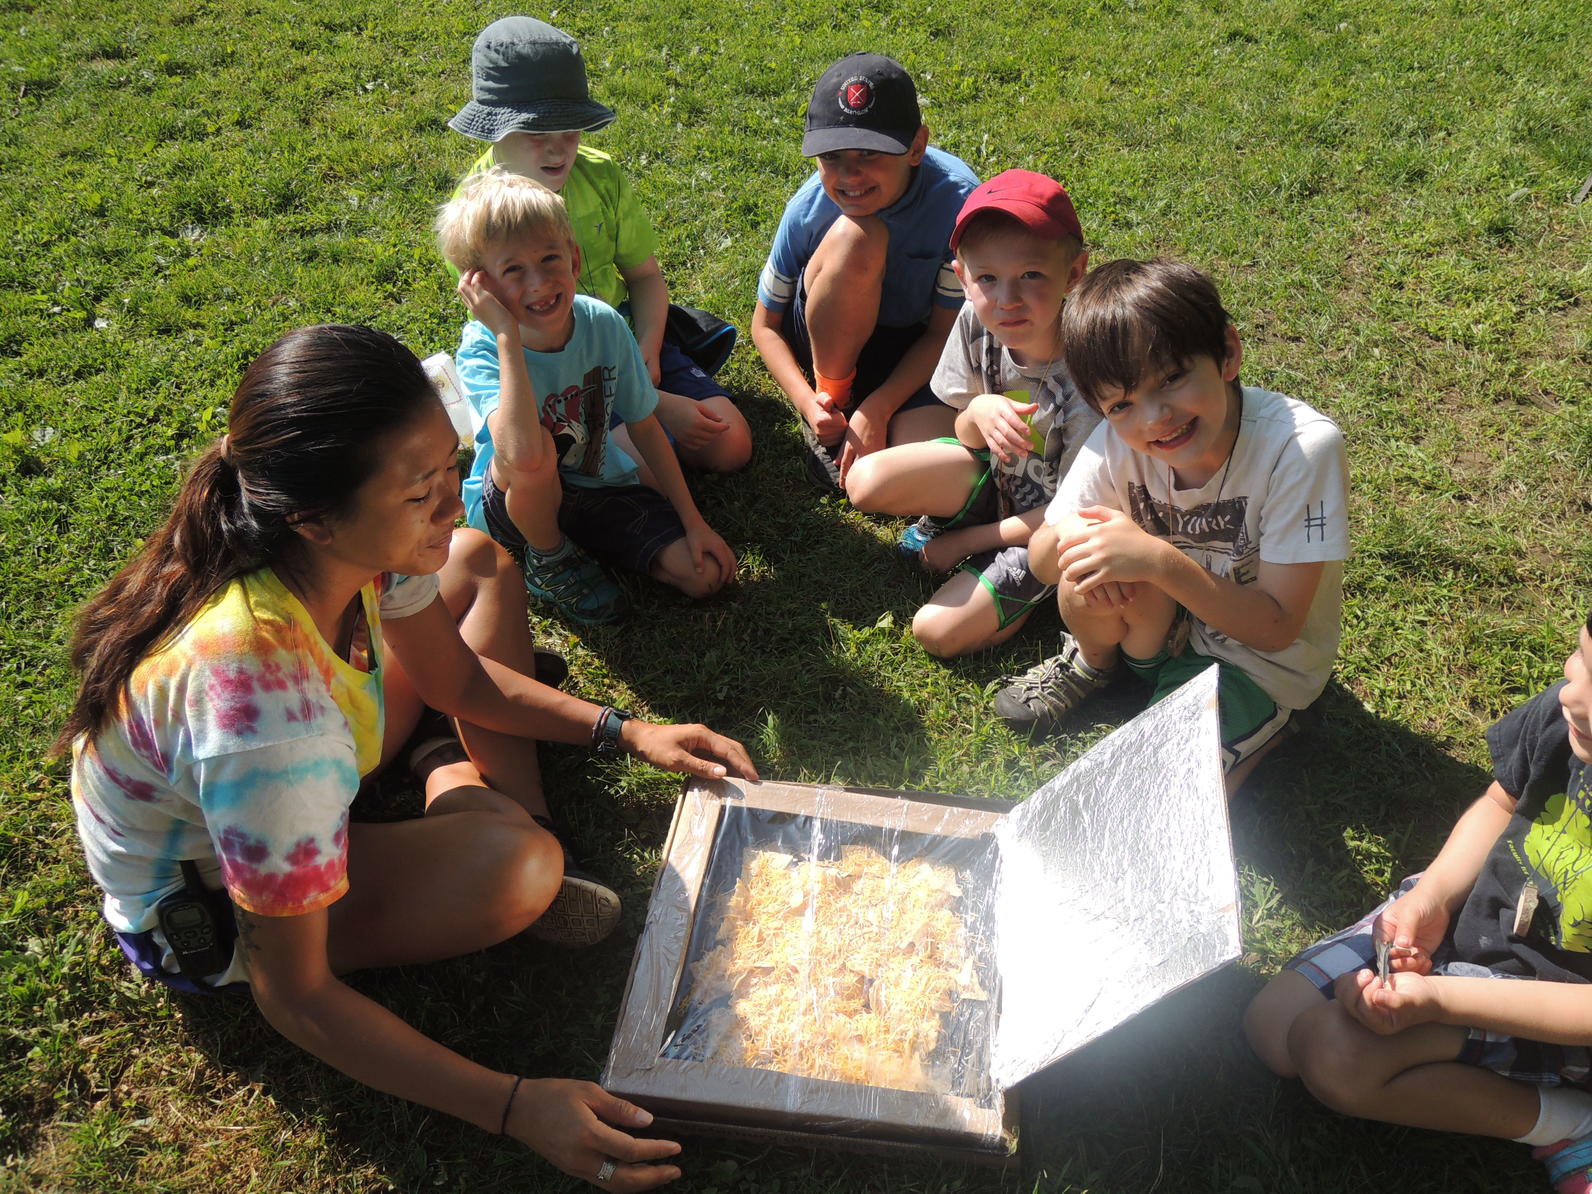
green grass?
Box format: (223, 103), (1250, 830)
(2, 0), (1589, 1189)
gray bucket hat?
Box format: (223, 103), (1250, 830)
(448, 17), (617, 142)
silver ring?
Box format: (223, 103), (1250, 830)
(596, 1159), (617, 1183)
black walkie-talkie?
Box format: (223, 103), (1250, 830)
(155, 860), (232, 981)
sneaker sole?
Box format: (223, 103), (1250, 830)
(526, 874), (623, 948)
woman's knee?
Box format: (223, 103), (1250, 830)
(481, 818), (564, 938)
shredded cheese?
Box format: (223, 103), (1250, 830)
(685, 844), (988, 1092)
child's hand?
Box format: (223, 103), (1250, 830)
(838, 405), (886, 487)
(1056, 506), (1169, 592)
(1375, 886), (1451, 977)
(457, 269), (520, 342)
(805, 389), (849, 447)
(1335, 966), (1443, 1036)
(685, 522), (737, 583)
(656, 392), (729, 451)
(1079, 580), (1141, 609)
(967, 393), (1037, 465)
(920, 527), (974, 574)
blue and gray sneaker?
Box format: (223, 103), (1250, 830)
(522, 538), (625, 626)
(898, 515), (945, 559)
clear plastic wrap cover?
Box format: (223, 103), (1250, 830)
(991, 666), (1236, 1087)
(658, 791), (1003, 1124)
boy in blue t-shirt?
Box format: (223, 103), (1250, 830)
(448, 16), (751, 475)
(436, 169), (735, 625)
(750, 53), (978, 490)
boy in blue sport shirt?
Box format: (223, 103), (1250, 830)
(750, 53), (978, 490)
(997, 259), (1349, 784)
(449, 16), (752, 475)
(1246, 615), (1592, 1194)
(436, 169), (736, 626)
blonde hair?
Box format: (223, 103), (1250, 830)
(435, 166), (576, 271)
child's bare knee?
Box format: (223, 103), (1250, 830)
(844, 455), (888, 508)
(653, 549), (727, 599)
(1288, 1005), (1376, 1114)
(808, 214), (888, 281)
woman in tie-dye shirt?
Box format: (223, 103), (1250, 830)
(60, 325), (756, 1191)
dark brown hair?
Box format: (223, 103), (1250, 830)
(1061, 258), (1232, 412)
(58, 324), (435, 751)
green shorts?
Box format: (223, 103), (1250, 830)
(1121, 640), (1294, 772)
(929, 439), (1053, 630)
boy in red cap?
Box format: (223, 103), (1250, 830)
(750, 53), (978, 490)
(846, 170), (1096, 658)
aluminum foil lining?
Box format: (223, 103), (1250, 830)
(991, 666), (1237, 1088)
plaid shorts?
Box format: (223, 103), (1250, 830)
(1285, 875), (1592, 1088)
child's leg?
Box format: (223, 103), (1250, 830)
(801, 214), (886, 397)
(672, 393), (753, 473)
(649, 535), (728, 600)
(912, 566), (1034, 658)
(885, 399), (959, 446)
(845, 439), (982, 517)
(1248, 968), (1539, 1137)
(1057, 571), (1179, 670)
(495, 453), (564, 553)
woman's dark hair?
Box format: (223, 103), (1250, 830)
(1061, 258), (1233, 412)
(58, 324), (436, 750)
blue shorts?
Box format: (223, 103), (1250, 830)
(657, 338), (729, 402)
(1285, 875), (1592, 1088)
(114, 919), (249, 996)
(481, 466), (683, 575)
(782, 280), (942, 414)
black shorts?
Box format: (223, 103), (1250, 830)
(481, 466), (684, 575)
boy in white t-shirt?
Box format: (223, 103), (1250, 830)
(995, 258), (1349, 781)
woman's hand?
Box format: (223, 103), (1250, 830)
(508, 1079), (682, 1191)
(621, 720), (761, 783)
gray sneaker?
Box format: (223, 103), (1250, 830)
(994, 637), (1116, 734)
(526, 814), (622, 948)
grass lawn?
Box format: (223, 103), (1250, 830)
(2, 0), (1589, 1189)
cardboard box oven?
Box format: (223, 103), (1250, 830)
(603, 669), (1237, 1159)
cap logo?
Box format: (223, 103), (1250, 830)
(840, 77), (875, 115)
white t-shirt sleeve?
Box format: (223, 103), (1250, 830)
(380, 572), (442, 620)
(1256, 417), (1350, 565)
(1046, 421), (1117, 524)
(929, 304), (983, 409)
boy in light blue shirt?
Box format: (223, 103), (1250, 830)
(437, 169), (735, 625)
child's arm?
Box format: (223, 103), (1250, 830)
(750, 301), (848, 442)
(619, 255), (669, 385)
(457, 271), (554, 477)
(1057, 507), (1322, 653)
(1342, 965), (1592, 1045)
(623, 413), (737, 578)
(920, 507), (1045, 574)
(954, 392), (1040, 465)
(840, 303), (960, 473)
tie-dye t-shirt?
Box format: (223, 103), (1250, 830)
(72, 567), (439, 935)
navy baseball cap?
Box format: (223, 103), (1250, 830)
(801, 53), (921, 156)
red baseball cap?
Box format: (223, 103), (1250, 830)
(950, 169), (1083, 252)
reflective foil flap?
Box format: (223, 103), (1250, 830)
(991, 667), (1236, 1088)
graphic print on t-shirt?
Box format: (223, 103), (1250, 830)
(1126, 482), (1257, 586)
(1514, 770), (1592, 953)
(538, 364), (614, 477)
